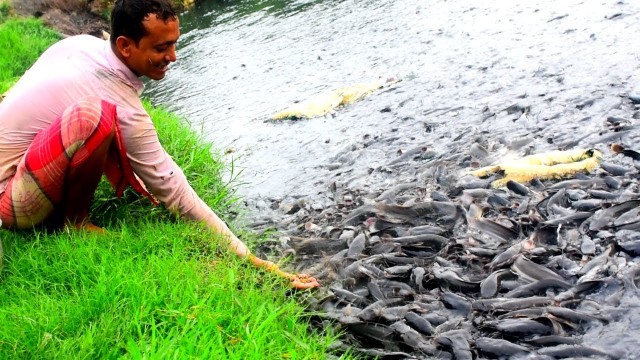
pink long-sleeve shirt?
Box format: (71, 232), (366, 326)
(0, 35), (218, 225)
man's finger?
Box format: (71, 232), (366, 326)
(292, 279), (320, 289)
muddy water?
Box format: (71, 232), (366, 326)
(145, 0), (640, 357)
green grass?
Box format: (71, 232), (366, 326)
(0, 14), (345, 359)
(0, 223), (336, 359)
(0, 17), (60, 93)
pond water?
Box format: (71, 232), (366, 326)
(145, 0), (639, 205)
(145, 0), (640, 357)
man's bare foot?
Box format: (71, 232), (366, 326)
(65, 220), (106, 234)
(78, 222), (106, 234)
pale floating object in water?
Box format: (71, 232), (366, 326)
(270, 78), (400, 120)
(469, 148), (602, 188)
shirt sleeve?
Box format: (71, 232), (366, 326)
(117, 103), (219, 225)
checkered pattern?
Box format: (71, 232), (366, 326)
(0, 98), (154, 229)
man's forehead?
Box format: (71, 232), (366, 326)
(142, 14), (179, 27)
(142, 14), (180, 40)
(143, 13), (177, 23)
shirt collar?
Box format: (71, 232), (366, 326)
(104, 41), (145, 95)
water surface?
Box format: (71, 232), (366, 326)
(145, 0), (640, 356)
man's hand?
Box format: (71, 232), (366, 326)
(288, 273), (320, 289)
(249, 255), (319, 289)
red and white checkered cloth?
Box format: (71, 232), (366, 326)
(0, 98), (156, 229)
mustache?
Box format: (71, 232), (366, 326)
(148, 58), (167, 67)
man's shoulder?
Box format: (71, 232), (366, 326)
(51, 34), (105, 54)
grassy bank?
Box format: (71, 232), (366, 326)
(0, 14), (341, 359)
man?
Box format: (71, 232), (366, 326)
(0, 0), (318, 289)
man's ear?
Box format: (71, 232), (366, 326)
(115, 36), (133, 58)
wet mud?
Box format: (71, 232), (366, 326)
(143, 0), (640, 358)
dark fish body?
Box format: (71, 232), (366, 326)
(477, 218), (519, 242)
(492, 318), (553, 336)
(619, 239), (640, 256)
(491, 296), (554, 311)
(588, 189), (619, 200)
(441, 291), (472, 313)
(293, 237), (348, 255)
(433, 267), (481, 292)
(373, 279), (416, 298)
(404, 312), (434, 335)
(487, 193), (511, 208)
(377, 305), (413, 322)
(526, 335), (581, 346)
(500, 307), (545, 319)
(390, 321), (440, 355)
(379, 254), (433, 266)
(545, 306), (602, 324)
(436, 330), (472, 360)
(544, 188), (568, 216)
(481, 269), (516, 298)
(367, 281), (386, 301)
(472, 298), (505, 312)
(475, 337), (530, 357)
(406, 224), (448, 236)
(504, 278), (571, 298)
(343, 201), (460, 227)
(347, 322), (395, 344)
(542, 211), (592, 226)
(467, 247), (500, 257)
(600, 162), (629, 176)
(490, 244), (524, 269)
(589, 200), (640, 230)
(511, 255), (567, 283)
(384, 264), (414, 277)
(507, 179), (530, 196)
(549, 178), (605, 189)
(343, 261), (385, 279)
(613, 206), (640, 228)
(392, 233), (449, 249)
(358, 298), (404, 321)
(347, 233), (367, 258)
(330, 286), (370, 306)
(537, 344), (618, 359)
(570, 198), (602, 212)
(554, 280), (603, 302)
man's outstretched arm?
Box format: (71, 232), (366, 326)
(205, 209), (319, 289)
(120, 109), (318, 289)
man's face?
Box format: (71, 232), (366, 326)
(125, 15), (180, 80)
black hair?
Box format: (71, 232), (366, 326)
(110, 0), (178, 46)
